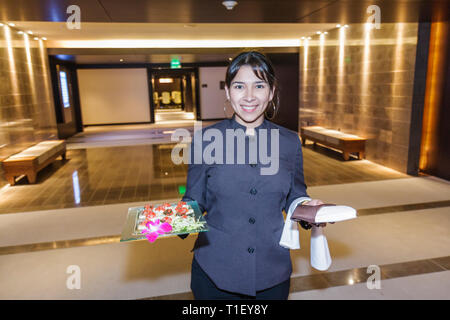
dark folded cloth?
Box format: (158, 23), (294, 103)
(178, 233), (189, 240)
(299, 220), (313, 230)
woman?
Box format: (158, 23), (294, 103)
(181, 51), (326, 300)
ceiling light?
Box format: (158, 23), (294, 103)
(159, 78), (173, 83)
(27, 31), (33, 34)
(336, 24), (341, 28)
(119, 58), (124, 62)
(42, 37), (47, 40)
(222, 1), (238, 10)
(8, 22), (15, 27)
(344, 24), (349, 28)
(316, 31), (321, 34)
(307, 37), (311, 40)
(17, 31), (23, 34)
(53, 39), (302, 48)
(324, 31), (328, 34)
(34, 37), (39, 40)
(301, 37), (305, 39)
(0, 23), (4, 27)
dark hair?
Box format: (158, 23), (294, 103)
(225, 51), (280, 119)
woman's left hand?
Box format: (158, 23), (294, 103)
(302, 198), (329, 228)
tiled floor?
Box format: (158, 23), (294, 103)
(143, 256), (450, 300)
(0, 140), (409, 214)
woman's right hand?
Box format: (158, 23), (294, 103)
(300, 199), (334, 227)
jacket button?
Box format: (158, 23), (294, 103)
(250, 163), (257, 168)
(250, 188), (257, 195)
(248, 247), (255, 254)
(249, 217), (255, 224)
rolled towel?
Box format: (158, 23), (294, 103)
(310, 225), (332, 271)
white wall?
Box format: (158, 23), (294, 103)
(198, 66), (228, 120)
(77, 68), (151, 125)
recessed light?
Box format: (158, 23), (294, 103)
(27, 31), (33, 34)
(301, 37), (305, 39)
(34, 37), (39, 40)
(324, 31), (328, 34)
(316, 31), (321, 34)
(0, 23), (4, 27)
(222, 1), (238, 10)
(120, 58), (124, 62)
(41, 37), (47, 40)
(307, 37), (311, 40)
(336, 24), (341, 28)
(8, 22), (15, 27)
(344, 24), (349, 28)
(17, 31), (23, 34)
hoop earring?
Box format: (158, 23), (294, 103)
(265, 100), (277, 120)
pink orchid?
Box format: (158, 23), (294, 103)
(141, 219), (172, 242)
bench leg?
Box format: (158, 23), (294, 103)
(301, 137), (306, 145)
(343, 151), (350, 161)
(26, 171), (37, 184)
(358, 151), (365, 160)
(5, 174), (16, 186)
(61, 152), (66, 160)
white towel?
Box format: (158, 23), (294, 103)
(279, 196), (332, 271)
(310, 225), (332, 271)
(279, 196), (311, 249)
(279, 199), (357, 271)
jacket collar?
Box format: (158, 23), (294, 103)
(229, 113), (269, 132)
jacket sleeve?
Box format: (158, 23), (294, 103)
(178, 137), (207, 240)
(284, 135), (310, 213)
(181, 137), (207, 213)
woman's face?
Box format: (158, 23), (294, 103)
(225, 65), (274, 128)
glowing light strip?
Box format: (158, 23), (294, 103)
(318, 34), (325, 103)
(49, 39), (302, 48)
(302, 39), (309, 102)
(72, 171), (81, 204)
(361, 23), (371, 101)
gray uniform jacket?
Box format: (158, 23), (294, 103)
(182, 114), (310, 296)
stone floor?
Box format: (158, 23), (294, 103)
(0, 140), (408, 214)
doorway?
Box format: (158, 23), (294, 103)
(150, 68), (198, 122)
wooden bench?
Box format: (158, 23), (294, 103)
(1, 140), (66, 185)
(300, 126), (366, 160)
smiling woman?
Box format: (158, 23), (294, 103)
(180, 51), (326, 300)
(224, 51), (280, 129)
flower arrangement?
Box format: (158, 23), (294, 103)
(141, 219), (173, 242)
(135, 201), (207, 242)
